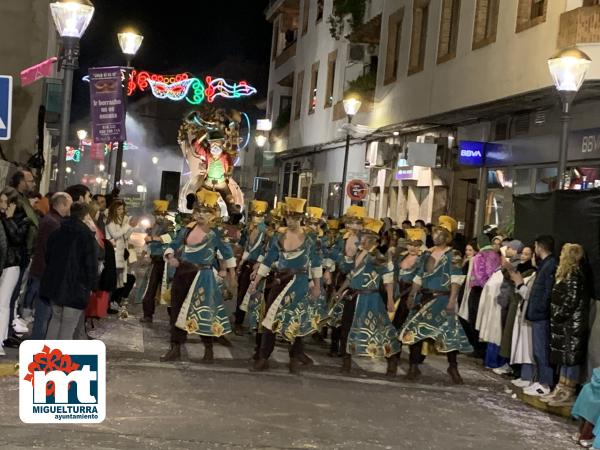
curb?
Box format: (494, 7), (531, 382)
(0, 362), (18, 378)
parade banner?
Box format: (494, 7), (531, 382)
(89, 67), (126, 143)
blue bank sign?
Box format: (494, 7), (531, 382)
(458, 141), (485, 166)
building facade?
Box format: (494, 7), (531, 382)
(0, 0), (59, 193)
(264, 0), (600, 236)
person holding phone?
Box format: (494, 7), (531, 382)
(0, 187), (30, 354)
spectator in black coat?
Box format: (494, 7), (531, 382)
(0, 187), (29, 353)
(42, 203), (98, 340)
(512, 235), (558, 396)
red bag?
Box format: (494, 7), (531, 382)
(86, 291), (109, 318)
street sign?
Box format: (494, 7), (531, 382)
(346, 179), (368, 201)
(0, 75), (13, 140)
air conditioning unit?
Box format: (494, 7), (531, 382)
(349, 44), (366, 63)
(365, 142), (394, 168)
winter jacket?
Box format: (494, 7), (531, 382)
(470, 247), (502, 288)
(14, 192), (39, 258)
(29, 209), (63, 278)
(0, 216), (6, 274)
(550, 269), (589, 366)
(526, 254), (557, 322)
(0, 213), (29, 268)
(40, 217), (98, 310)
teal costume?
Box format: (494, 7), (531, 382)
(327, 232), (360, 327)
(400, 248), (473, 353)
(257, 230), (322, 341)
(345, 251), (401, 358)
(168, 226), (236, 337)
(306, 231), (328, 332)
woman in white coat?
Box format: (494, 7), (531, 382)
(106, 200), (137, 292)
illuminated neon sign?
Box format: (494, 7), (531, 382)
(65, 146), (81, 162)
(88, 69), (257, 105)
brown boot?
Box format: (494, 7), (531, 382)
(202, 344), (214, 364)
(447, 366), (464, 385)
(234, 323), (244, 336)
(216, 336), (233, 347)
(289, 358), (302, 374)
(341, 355), (352, 374)
(405, 364), (421, 381)
(250, 357), (269, 372)
(386, 354), (399, 378)
(160, 344), (181, 362)
(297, 352), (314, 367)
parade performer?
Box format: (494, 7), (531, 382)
(305, 207), (330, 341)
(233, 199), (269, 335)
(247, 197), (322, 374)
(332, 218), (401, 376)
(400, 216), (473, 384)
(140, 200), (173, 324)
(178, 108), (244, 216)
(326, 205), (366, 356)
(390, 228), (426, 331)
(160, 189), (237, 363)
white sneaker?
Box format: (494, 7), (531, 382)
(14, 317), (28, 328)
(523, 382), (551, 396)
(12, 321), (28, 334)
(492, 364), (513, 375)
(511, 378), (531, 388)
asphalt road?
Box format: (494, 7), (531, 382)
(0, 304), (578, 449)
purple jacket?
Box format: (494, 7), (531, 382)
(470, 248), (502, 288)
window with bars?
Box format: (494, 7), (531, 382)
(437, 0), (460, 64)
(384, 8), (404, 85)
(472, 0), (499, 49)
(308, 62), (319, 114)
(316, 0), (324, 23)
(325, 50), (337, 108)
(294, 71), (304, 120)
(302, 0), (310, 35)
(408, 1), (429, 76)
(516, 0), (547, 33)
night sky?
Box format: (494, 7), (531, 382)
(71, 0), (272, 122)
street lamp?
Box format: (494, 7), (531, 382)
(548, 47), (591, 189)
(117, 31), (144, 62)
(76, 129), (88, 141)
(255, 134), (267, 148)
(152, 156), (159, 164)
(98, 163), (105, 171)
(114, 28), (143, 190)
(339, 94), (362, 217)
(50, 0), (95, 190)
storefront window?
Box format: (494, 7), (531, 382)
(535, 167), (557, 193)
(485, 169), (513, 229)
(567, 166), (600, 190)
(513, 168), (532, 196)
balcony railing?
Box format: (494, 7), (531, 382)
(558, 5), (600, 49)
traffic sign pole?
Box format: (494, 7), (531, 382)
(0, 75), (13, 141)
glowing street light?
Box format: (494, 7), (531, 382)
(98, 163), (105, 171)
(122, 161), (127, 168)
(76, 129), (88, 141)
(339, 94), (362, 217)
(548, 47), (592, 189)
(118, 30), (144, 59)
(152, 156), (159, 164)
(66, 167), (72, 173)
(255, 134), (268, 148)
(114, 28), (143, 190)
(50, 0), (95, 190)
